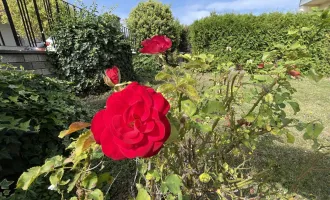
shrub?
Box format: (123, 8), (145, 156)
(127, 0), (182, 51)
(0, 64), (86, 187)
(49, 7), (136, 94)
(133, 54), (161, 83)
(189, 11), (330, 74)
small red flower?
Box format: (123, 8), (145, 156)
(91, 82), (171, 160)
(104, 66), (120, 86)
(288, 70), (301, 78)
(140, 35), (172, 54)
(257, 63), (264, 69)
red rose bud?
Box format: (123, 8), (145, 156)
(91, 82), (171, 160)
(140, 35), (172, 54)
(288, 70), (301, 78)
(104, 66), (121, 86)
(257, 63), (264, 69)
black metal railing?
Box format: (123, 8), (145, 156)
(1, 0), (81, 47)
(1, 0), (135, 48)
(0, 31), (5, 46)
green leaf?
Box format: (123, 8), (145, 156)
(181, 100), (197, 117)
(245, 115), (255, 123)
(288, 102), (300, 115)
(165, 174), (183, 195)
(157, 83), (176, 94)
(19, 120), (31, 131)
(307, 69), (323, 83)
(286, 133), (295, 144)
(264, 93), (274, 103)
(0, 179), (14, 190)
(180, 84), (200, 101)
(160, 182), (168, 193)
(82, 172), (98, 189)
(97, 173), (113, 188)
(16, 166), (42, 190)
(288, 30), (299, 35)
(49, 168), (64, 187)
(202, 101), (226, 115)
(155, 71), (172, 81)
(136, 188), (151, 200)
(8, 96), (18, 103)
(304, 123), (324, 140)
(262, 52), (271, 61)
(167, 123), (179, 143)
(68, 172), (81, 192)
(88, 189), (104, 200)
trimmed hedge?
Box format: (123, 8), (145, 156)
(50, 10), (136, 95)
(189, 12), (330, 74)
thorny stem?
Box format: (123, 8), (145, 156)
(246, 77), (278, 116)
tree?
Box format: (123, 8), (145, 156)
(127, 0), (182, 51)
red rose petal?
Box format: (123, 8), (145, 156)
(100, 128), (126, 160)
(91, 110), (106, 144)
(119, 137), (154, 158)
(152, 92), (170, 115)
(143, 141), (164, 158)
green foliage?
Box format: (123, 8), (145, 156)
(189, 11), (330, 74)
(133, 54), (161, 83)
(127, 0), (182, 51)
(0, 64), (86, 191)
(15, 125), (112, 200)
(178, 26), (190, 53)
(134, 18), (327, 197)
(49, 6), (136, 94)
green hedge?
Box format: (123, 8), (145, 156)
(189, 12), (330, 74)
(50, 10), (136, 95)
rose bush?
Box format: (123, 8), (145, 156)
(91, 82), (171, 160)
(140, 35), (172, 54)
(15, 9), (330, 199)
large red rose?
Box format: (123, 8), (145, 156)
(140, 35), (172, 54)
(104, 66), (120, 86)
(91, 82), (171, 160)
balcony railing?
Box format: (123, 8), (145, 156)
(0, 0), (135, 48)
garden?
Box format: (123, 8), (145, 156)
(1, 1), (330, 200)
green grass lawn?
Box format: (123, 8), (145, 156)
(83, 76), (330, 199)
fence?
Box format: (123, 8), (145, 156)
(0, 0), (135, 48)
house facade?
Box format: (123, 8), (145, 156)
(300, 0), (330, 11)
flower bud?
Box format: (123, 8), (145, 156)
(199, 173), (211, 183)
(104, 66), (121, 87)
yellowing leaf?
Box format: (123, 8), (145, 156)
(88, 189), (104, 200)
(75, 131), (95, 157)
(59, 122), (91, 138)
(136, 188), (151, 200)
(16, 167), (42, 190)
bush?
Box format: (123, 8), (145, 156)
(49, 8), (136, 94)
(127, 0), (182, 51)
(133, 54), (161, 83)
(0, 64), (86, 186)
(189, 11), (330, 74)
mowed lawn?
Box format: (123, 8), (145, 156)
(83, 75), (330, 199)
